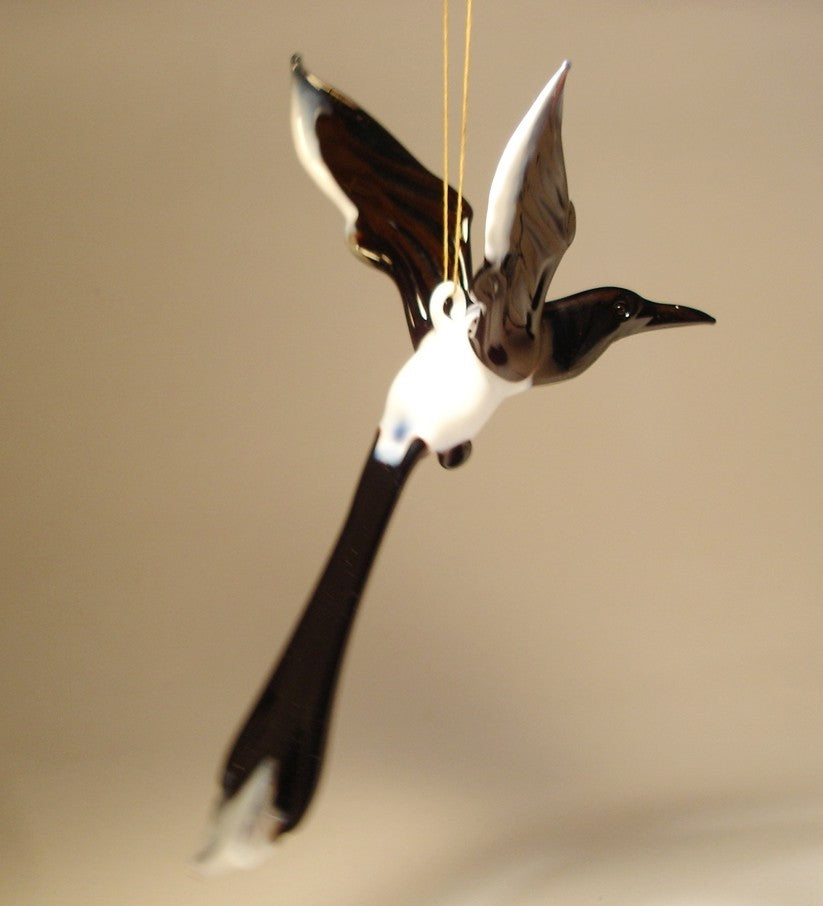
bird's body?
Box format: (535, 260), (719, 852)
(197, 55), (714, 873)
(376, 282), (530, 465)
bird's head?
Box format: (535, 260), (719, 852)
(543, 286), (715, 382)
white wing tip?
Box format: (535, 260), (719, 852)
(484, 60), (572, 265)
(290, 59), (359, 230)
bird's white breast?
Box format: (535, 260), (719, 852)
(374, 283), (531, 466)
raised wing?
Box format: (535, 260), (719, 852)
(471, 61), (576, 381)
(290, 55), (473, 349)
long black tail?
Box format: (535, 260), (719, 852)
(220, 437), (427, 832)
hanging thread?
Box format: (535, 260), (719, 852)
(442, 1), (450, 281)
(442, 0), (474, 285)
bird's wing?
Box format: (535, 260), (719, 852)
(291, 55), (474, 349)
(471, 62), (576, 380)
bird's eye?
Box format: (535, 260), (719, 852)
(392, 420), (409, 442)
(613, 300), (630, 319)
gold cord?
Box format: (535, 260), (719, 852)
(442, 0), (449, 281)
(452, 0), (473, 287)
(442, 0), (474, 285)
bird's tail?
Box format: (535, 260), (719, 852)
(194, 436), (427, 873)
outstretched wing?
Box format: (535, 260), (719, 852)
(290, 55), (473, 349)
(471, 61), (576, 381)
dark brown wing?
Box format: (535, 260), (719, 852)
(291, 55), (473, 349)
(470, 61), (576, 380)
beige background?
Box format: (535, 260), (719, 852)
(3, 2), (822, 903)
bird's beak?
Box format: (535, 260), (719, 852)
(640, 300), (716, 330)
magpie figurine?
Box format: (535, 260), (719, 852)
(196, 55), (714, 872)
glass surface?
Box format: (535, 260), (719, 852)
(2, 3), (821, 904)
